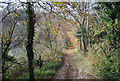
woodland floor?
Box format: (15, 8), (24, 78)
(54, 48), (98, 79)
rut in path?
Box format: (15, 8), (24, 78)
(54, 54), (78, 79)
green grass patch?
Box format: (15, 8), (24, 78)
(35, 61), (60, 79)
(43, 62), (59, 70)
(17, 59), (62, 79)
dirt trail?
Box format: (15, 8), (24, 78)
(54, 54), (78, 79)
(54, 48), (98, 79)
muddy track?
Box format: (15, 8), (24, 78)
(54, 54), (78, 79)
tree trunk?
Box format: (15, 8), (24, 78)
(81, 33), (87, 51)
(26, 2), (35, 81)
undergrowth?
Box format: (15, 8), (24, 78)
(17, 62), (59, 79)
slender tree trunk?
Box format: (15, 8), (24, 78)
(81, 33), (87, 51)
(26, 2), (35, 81)
(54, 35), (57, 52)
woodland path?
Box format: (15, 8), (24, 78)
(54, 48), (97, 79)
(54, 54), (78, 79)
